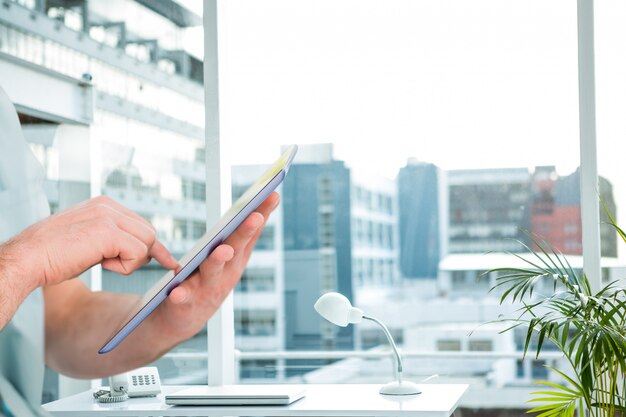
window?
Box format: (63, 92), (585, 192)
(437, 340), (462, 352)
(237, 268), (275, 292)
(255, 225), (275, 250)
(172, 219), (188, 240)
(469, 340), (493, 352)
(5, 0), (606, 409)
(192, 221), (206, 240)
(221, 6), (588, 413)
(240, 360), (278, 379)
(451, 271), (465, 286)
(564, 223), (579, 235)
(531, 360), (549, 379)
(516, 360), (524, 378)
(235, 310), (276, 336)
(183, 180), (206, 202)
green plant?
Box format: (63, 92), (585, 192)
(489, 218), (626, 417)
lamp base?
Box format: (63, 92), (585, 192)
(379, 380), (421, 395)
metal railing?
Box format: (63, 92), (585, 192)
(164, 349), (564, 361)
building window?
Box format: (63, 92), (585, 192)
(235, 309), (276, 336)
(469, 340), (493, 351)
(173, 218), (188, 240)
(191, 181), (206, 202)
(475, 270), (489, 287)
(232, 184), (249, 201)
(237, 268), (275, 292)
(240, 360), (278, 379)
(319, 212), (335, 247)
(516, 359), (524, 378)
(451, 271), (465, 287)
(319, 176), (333, 205)
(531, 360), (548, 379)
(255, 225), (275, 250)
(192, 221), (206, 240)
(361, 328), (403, 349)
(437, 339), (461, 351)
(564, 223), (579, 235)
(183, 179), (206, 202)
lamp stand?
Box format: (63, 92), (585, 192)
(379, 380), (421, 395)
(362, 316), (421, 396)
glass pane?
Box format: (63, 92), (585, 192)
(219, 0), (610, 414)
(596, 2), (626, 269)
(87, 3), (206, 386)
(1, 0), (205, 398)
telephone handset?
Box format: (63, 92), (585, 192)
(93, 367), (162, 403)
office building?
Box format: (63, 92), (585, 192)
(397, 160), (443, 279)
(444, 166), (617, 257)
(351, 171), (399, 288)
(0, 0), (206, 393)
(281, 144), (355, 371)
(447, 168), (532, 254)
(531, 166), (618, 257)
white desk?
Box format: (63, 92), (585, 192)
(43, 384), (467, 417)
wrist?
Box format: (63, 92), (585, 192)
(0, 237), (41, 294)
(0, 238), (40, 329)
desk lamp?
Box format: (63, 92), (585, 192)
(314, 292), (421, 395)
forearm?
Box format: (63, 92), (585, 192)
(44, 283), (186, 378)
(0, 239), (39, 330)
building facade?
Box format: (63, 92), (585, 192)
(397, 160), (442, 279)
(351, 170), (399, 288)
(447, 168), (532, 254)
(0, 0), (206, 394)
(281, 145), (355, 374)
(531, 166), (617, 257)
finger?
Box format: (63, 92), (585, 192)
(168, 244), (234, 306)
(88, 202), (178, 270)
(241, 220), (267, 262)
(196, 244), (234, 288)
(222, 211), (264, 255)
(255, 192), (280, 219)
(168, 286), (191, 305)
(221, 191), (280, 252)
(100, 229), (150, 275)
(95, 196), (155, 229)
(236, 194), (279, 262)
(109, 209), (158, 247)
(149, 240), (179, 270)
(64, 196), (155, 231)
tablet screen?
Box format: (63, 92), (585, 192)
(99, 145), (297, 353)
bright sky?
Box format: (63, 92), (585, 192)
(188, 1), (626, 253)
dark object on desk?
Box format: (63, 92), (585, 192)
(165, 385), (306, 406)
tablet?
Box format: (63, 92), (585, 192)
(99, 145), (298, 354)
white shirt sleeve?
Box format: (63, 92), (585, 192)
(0, 87), (50, 242)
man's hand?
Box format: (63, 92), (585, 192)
(42, 192), (280, 378)
(151, 191), (280, 341)
(7, 196), (179, 289)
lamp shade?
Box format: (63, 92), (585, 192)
(314, 292), (363, 327)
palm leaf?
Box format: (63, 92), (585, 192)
(529, 380), (583, 417)
(600, 197), (626, 244)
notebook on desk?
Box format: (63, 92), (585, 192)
(165, 385), (307, 406)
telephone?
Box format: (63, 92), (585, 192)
(93, 367), (162, 403)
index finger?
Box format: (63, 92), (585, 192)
(149, 240), (179, 271)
